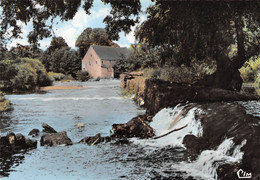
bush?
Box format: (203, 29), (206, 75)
(0, 59), (18, 91)
(48, 72), (66, 81)
(20, 58), (52, 86)
(0, 92), (11, 112)
(12, 63), (38, 91)
(76, 71), (90, 81)
(0, 58), (52, 92)
(143, 66), (199, 84)
(240, 56), (259, 83)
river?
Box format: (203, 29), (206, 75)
(0, 79), (259, 180)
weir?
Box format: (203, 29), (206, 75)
(132, 103), (250, 179)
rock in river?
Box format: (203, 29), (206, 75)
(42, 123), (57, 133)
(40, 131), (72, 146)
(0, 133), (37, 156)
(28, 128), (40, 137)
(79, 133), (112, 145)
(111, 115), (154, 138)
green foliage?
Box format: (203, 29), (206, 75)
(21, 58), (52, 86)
(0, 58), (52, 92)
(114, 44), (161, 74)
(0, 45), (43, 62)
(47, 37), (69, 53)
(76, 71), (90, 81)
(40, 47), (81, 75)
(143, 67), (197, 84)
(240, 56), (259, 82)
(143, 59), (217, 84)
(1, 1), (259, 90)
(48, 72), (66, 81)
(0, 92), (12, 112)
(13, 63), (37, 91)
(75, 28), (117, 57)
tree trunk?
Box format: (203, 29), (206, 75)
(214, 67), (243, 91)
(198, 52), (243, 92)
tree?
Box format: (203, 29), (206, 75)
(75, 28), (118, 58)
(40, 47), (81, 75)
(135, 2), (260, 91)
(0, 0), (139, 46)
(47, 36), (69, 53)
(1, 1), (260, 91)
(40, 37), (80, 74)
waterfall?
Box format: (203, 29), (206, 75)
(131, 103), (247, 179)
(171, 138), (247, 180)
(132, 104), (203, 147)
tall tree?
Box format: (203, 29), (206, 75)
(47, 36), (69, 53)
(75, 28), (118, 58)
(134, 2), (260, 91)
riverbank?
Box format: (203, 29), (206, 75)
(0, 93), (12, 112)
(121, 74), (260, 179)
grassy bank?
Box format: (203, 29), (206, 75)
(0, 93), (12, 112)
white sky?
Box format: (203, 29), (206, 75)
(6, 0), (153, 50)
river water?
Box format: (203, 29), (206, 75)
(0, 80), (259, 180)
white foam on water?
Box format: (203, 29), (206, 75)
(171, 138), (247, 180)
(132, 104), (203, 147)
(131, 103), (247, 179)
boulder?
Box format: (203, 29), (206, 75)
(79, 133), (112, 145)
(111, 116), (154, 138)
(217, 163), (243, 180)
(0, 133), (37, 156)
(42, 123), (57, 133)
(28, 129), (40, 137)
(40, 131), (72, 146)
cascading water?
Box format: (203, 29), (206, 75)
(132, 103), (247, 180)
(1, 80), (252, 179)
(132, 104), (204, 147)
(171, 138), (247, 180)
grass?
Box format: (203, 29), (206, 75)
(0, 93), (11, 112)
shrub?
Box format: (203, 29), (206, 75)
(13, 63), (37, 91)
(0, 59), (18, 91)
(76, 71), (90, 81)
(143, 66), (199, 84)
(20, 58), (52, 86)
(240, 56), (259, 83)
(0, 58), (51, 92)
(48, 72), (66, 81)
(0, 92), (11, 112)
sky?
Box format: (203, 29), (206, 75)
(6, 0), (153, 50)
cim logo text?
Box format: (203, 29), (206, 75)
(237, 169), (252, 179)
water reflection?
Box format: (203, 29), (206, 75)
(0, 153), (25, 178)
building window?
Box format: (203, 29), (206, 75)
(82, 63), (86, 68)
(96, 61), (97, 64)
(89, 61), (91, 66)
